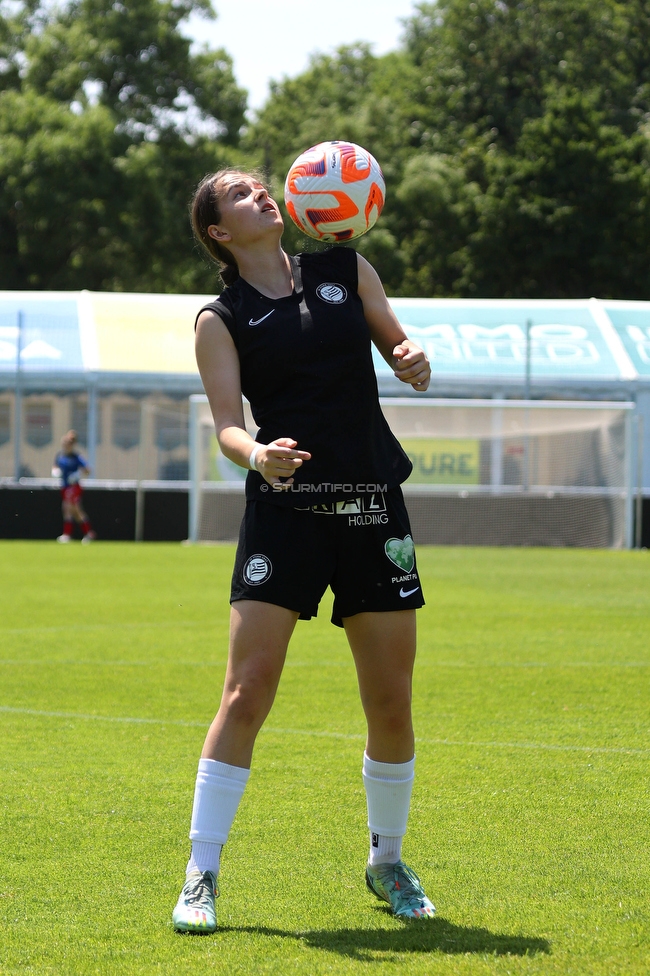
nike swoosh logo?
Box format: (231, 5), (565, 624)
(249, 310), (275, 327)
(400, 586), (420, 598)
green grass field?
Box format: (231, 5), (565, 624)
(0, 541), (648, 975)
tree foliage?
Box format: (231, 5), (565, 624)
(0, 0), (249, 291)
(390, 0), (650, 297)
(3, 0), (650, 297)
(249, 0), (650, 299)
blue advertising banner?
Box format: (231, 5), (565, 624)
(372, 299), (636, 382)
(0, 297), (82, 372)
(603, 302), (650, 378)
(0, 292), (646, 386)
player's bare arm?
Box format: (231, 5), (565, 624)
(356, 253), (431, 391)
(195, 309), (311, 486)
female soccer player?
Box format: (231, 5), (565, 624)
(172, 169), (434, 933)
(52, 430), (96, 543)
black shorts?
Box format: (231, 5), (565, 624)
(230, 487), (425, 627)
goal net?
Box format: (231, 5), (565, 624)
(189, 395), (635, 548)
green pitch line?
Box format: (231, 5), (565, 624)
(0, 541), (649, 976)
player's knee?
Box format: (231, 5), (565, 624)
(224, 662), (278, 726)
(224, 686), (269, 728)
(363, 689), (412, 732)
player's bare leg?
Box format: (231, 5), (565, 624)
(344, 609), (416, 763)
(344, 609), (434, 919)
(202, 600), (298, 766)
(71, 500), (85, 523)
(173, 600), (298, 932)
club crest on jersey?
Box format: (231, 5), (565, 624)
(384, 535), (415, 573)
(316, 282), (347, 304)
(243, 554), (272, 585)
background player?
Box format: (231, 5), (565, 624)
(52, 429), (96, 543)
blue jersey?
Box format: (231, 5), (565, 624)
(55, 452), (88, 487)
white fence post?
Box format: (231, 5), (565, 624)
(188, 394), (203, 543)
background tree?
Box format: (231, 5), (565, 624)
(250, 0), (650, 299)
(3, 0), (650, 297)
(392, 0), (650, 297)
(0, 0), (250, 291)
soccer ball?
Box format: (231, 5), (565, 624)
(284, 140), (385, 242)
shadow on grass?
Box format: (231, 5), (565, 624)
(217, 915), (551, 960)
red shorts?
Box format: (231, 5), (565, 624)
(61, 484), (83, 504)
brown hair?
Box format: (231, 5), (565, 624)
(190, 169), (267, 288)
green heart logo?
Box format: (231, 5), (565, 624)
(384, 535), (415, 572)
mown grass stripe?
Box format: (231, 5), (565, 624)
(1, 706), (646, 755)
(1, 658), (648, 668)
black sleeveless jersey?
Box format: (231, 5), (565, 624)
(197, 246), (412, 506)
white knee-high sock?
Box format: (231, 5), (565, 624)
(362, 752), (415, 866)
(186, 758), (250, 877)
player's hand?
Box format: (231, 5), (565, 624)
(255, 437), (311, 489)
(393, 341), (431, 391)
(51, 467), (62, 478)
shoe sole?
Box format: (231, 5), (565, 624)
(173, 914), (217, 935)
(173, 923), (216, 935)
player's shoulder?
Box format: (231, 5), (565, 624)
(195, 284), (241, 334)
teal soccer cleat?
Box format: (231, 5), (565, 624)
(172, 870), (218, 933)
(365, 860), (435, 919)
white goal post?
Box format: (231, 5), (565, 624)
(189, 394), (636, 548)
